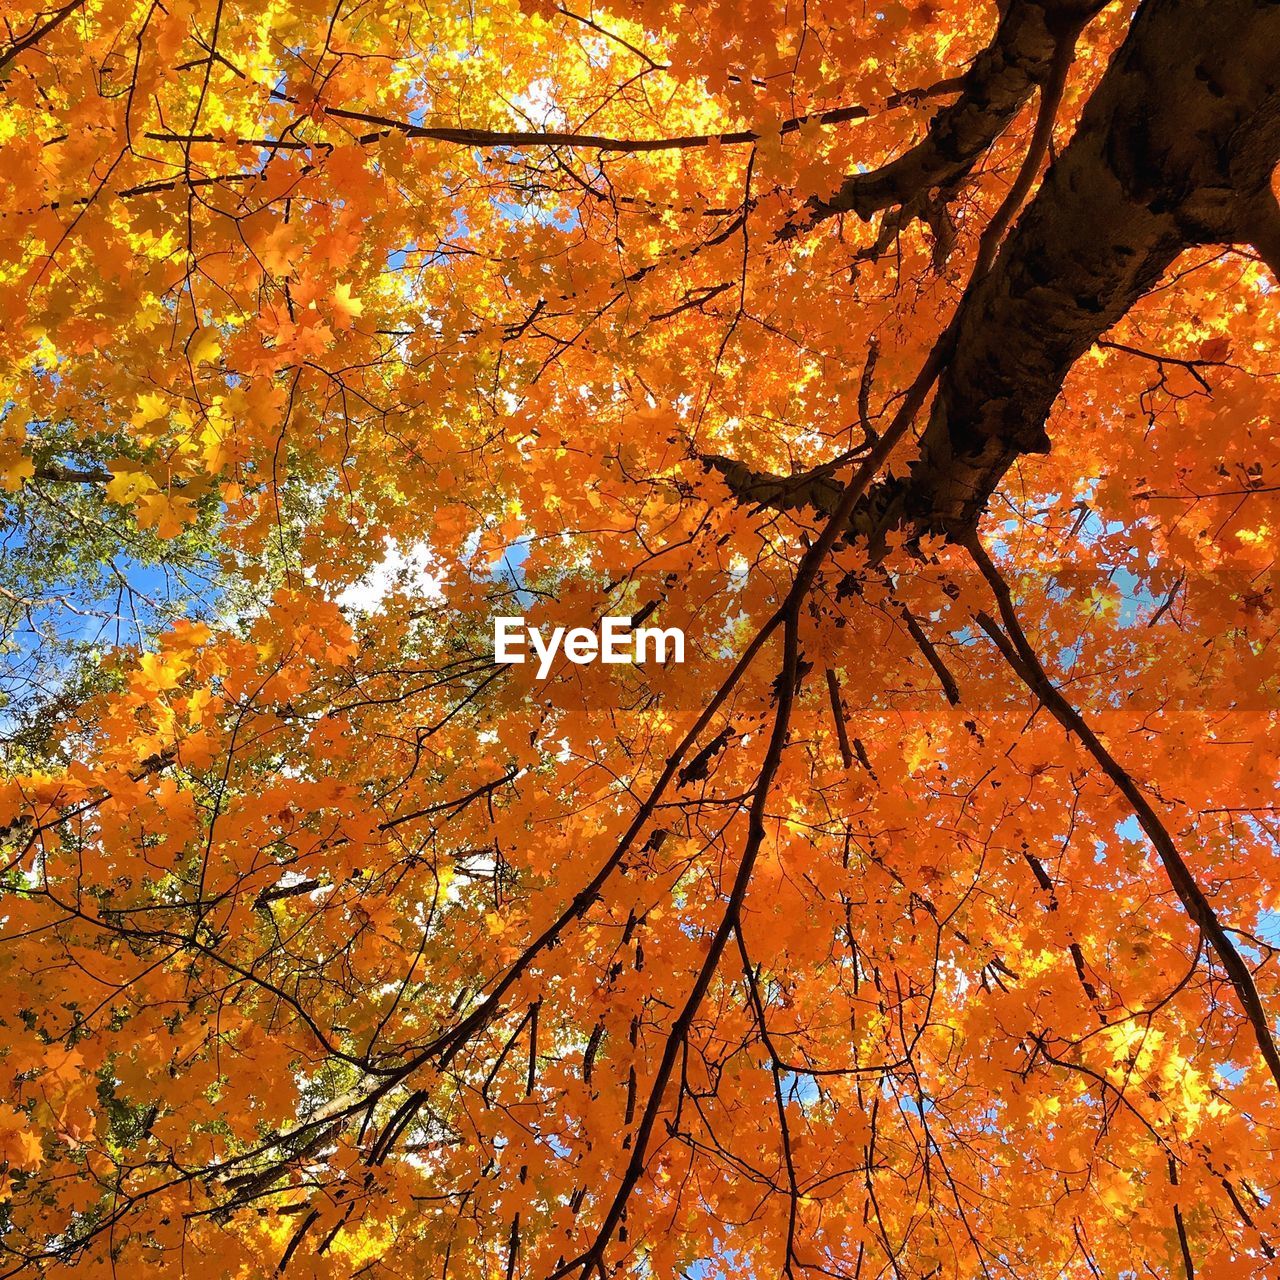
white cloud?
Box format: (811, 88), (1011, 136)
(336, 538), (444, 615)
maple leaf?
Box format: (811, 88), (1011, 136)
(187, 326), (222, 366)
(105, 467), (158, 505)
(0, 1106), (42, 1174)
(0, 449), (34, 491)
(332, 282), (364, 328)
(135, 491), (195, 538)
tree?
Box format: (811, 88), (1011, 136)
(1, 0), (1279, 1274)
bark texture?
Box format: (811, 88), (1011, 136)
(720, 0), (1280, 542)
(798, 0), (1110, 230)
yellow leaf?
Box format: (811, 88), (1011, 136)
(133, 392), (168, 425)
(188, 326), (222, 366)
(0, 452), (34, 491)
(138, 651), (184, 693)
(136, 491), (195, 539)
(105, 468), (158, 505)
(333, 282), (363, 328)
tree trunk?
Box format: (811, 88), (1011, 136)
(719, 0), (1280, 543)
(895, 0), (1280, 538)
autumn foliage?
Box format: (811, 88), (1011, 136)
(3, 0), (1280, 1275)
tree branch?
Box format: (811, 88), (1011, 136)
(719, 0), (1280, 543)
(786, 0), (1109, 236)
(967, 533), (1280, 1093)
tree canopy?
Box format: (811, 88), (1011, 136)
(2, 0), (1280, 1275)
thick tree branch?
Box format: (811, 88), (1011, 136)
(30, 463), (112, 484)
(0, 0), (86, 75)
(788, 0), (1109, 235)
(967, 533), (1280, 1093)
(718, 0), (1280, 542)
(892, 0), (1280, 537)
(145, 82), (964, 157)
